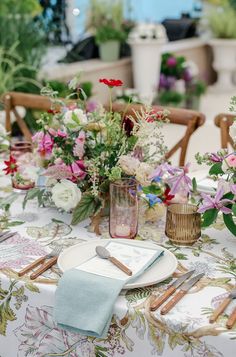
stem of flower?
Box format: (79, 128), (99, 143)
(109, 87), (113, 114)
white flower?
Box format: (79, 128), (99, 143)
(51, 179), (81, 212)
(229, 121), (236, 144)
(63, 109), (87, 131)
(135, 163), (153, 186)
(118, 155), (140, 175)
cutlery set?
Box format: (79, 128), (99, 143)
(150, 270), (204, 315)
(209, 288), (236, 329)
(150, 270), (236, 329)
(17, 246), (62, 280)
(0, 230), (16, 243)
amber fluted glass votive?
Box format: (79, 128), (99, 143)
(109, 179), (138, 239)
(165, 204), (201, 245)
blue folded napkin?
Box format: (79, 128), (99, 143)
(54, 243), (163, 338)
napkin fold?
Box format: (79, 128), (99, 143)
(54, 244), (163, 338)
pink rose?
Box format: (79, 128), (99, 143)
(226, 154), (236, 168)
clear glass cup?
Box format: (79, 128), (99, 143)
(109, 179), (138, 239)
(10, 141), (35, 191)
(165, 203), (201, 246)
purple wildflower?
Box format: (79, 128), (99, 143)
(210, 153), (223, 163)
(168, 163), (192, 195)
(198, 186), (234, 214)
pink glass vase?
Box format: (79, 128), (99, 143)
(10, 141), (35, 191)
(109, 179), (138, 239)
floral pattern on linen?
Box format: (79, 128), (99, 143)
(0, 169), (236, 356)
(14, 305), (128, 357)
(0, 278), (39, 336)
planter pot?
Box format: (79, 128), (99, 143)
(209, 39), (236, 92)
(128, 38), (166, 103)
(0, 106), (26, 127)
(99, 41), (120, 62)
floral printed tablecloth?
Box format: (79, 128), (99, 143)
(0, 172), (236, 357)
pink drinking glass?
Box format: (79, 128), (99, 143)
(10, 141), (35, 191)
(109, 179), (138, 239)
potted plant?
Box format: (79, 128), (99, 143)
(87, 0), (127, 62)
(205, 1), (236, 91)
(154, 53), (207, 109)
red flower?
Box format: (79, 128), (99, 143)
(3, 155), (18, 175)
(47, 109), (60, 114)
(146, 110), (164, 123)
(99, 78), (123, 88)
(163, 187), (175, 205)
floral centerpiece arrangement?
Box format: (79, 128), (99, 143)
(3, 77), (194, 233)
(196, 97), (236, 236)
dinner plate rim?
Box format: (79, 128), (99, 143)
(58, 238), (178, 289)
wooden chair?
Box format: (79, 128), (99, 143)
(3, 92), (53, 141)
(111, 102), (206, 166)
(214, 113), (235, 149)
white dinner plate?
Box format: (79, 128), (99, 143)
(58, 239), (178, 289)
(189, 170), (216, 194)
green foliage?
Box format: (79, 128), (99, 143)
(209, 162), (224, 175)
(0, 45), (41, 97)
(207, 5), (236, 38)
(95, 26), (126, 44)
(201, 208), (218, 227)
(71, 194), (102, 225)
(23, 187), (46, 210)
(186, 80), (207, 98)
(158, 90), (184, 106)
(223, 213), (236, 236)
(0, 0), (42, 16)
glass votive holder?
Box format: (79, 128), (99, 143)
(109, 179), (138, 239)
(165, 203), (201, 246)
(10, 141), (35, 191)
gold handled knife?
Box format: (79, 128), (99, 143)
(161, 273), (204, 315)
(150, 270), (195, 311)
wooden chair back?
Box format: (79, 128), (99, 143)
(111, 103), (205, 166)
(214, 113), (235, 149)
(3, 92), (53, 141)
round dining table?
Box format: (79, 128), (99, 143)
(0, 169), (235, 357)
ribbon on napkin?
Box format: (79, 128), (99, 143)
(54, 241), (164, 338)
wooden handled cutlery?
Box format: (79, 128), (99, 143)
(160, 273), (204, 315)
(209, 288), (236, 327)
(18, 246), (62, 280)
(150, 270), (195, 311)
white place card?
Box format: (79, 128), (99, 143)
(75, 241), (162, 281)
